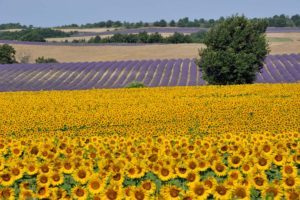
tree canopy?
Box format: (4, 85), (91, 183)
(0, 44), (17, 64)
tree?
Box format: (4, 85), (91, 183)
(197, 15), (269, 85)
(35, 56), (58, 63)
(0, 44), (17, 64)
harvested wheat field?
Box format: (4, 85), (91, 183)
(7, 42), (300, 63)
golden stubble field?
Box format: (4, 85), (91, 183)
(9, 41), (300, 63)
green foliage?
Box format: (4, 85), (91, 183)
(0, 23), (27, 30)
(126, 82), (145, 88)
(35, 56), (58, 63)
(197, 15), (270, 85)
(0, 28), (72, 42)
(0, 44), (17, 64)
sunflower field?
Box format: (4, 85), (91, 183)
(0, 84), (299, 199)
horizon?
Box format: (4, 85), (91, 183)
(0, 0), (300, 27)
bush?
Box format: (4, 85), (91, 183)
(35, 56), (58, 63)
(0, 44), (17, 64)
(126, 82), (145, 88)
(197, 15), (269, 85)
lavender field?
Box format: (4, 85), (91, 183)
(0, 54), (299, 92)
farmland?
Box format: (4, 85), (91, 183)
(0, 54), (299, 92)
(0, 84), (299, 199)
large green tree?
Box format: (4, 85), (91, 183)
(197, 15), (269, 85)
(0, 44), (17, 64)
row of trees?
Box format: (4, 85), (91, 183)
(0, 28), (73, 42)
(73, 32), (207, 44)
(54, 14), (300, 29)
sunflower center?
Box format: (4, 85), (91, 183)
(91, 181), (100, 190)
(2, 189), (11, 198)
(216, 185), (227, 195)
(179, 167), (187, 174)
(187, 173), (196, 182)
(204, 180), (213, 188)
(135, 191), (145, 200)
(2, 174), (11, 181)
(189, 162), (197, 170)
(40, 176), (48, 183)
(148, 154), (158, 162)
(232, 156), (241, 164)
(113, 173), (121, 181)
(288, 191), (299, 200)
(194, 185), (205, 196)
(170, 188), (180, 197)
(234, 187), (246, 198)
(254, 177), (264, 186)
(78, 170), (86, 179)
(41, 165), (49, 173)
(216, 163), (225, 172)
(38, 187), (46, 195)
(263, 145), (271, 152)
(142, 182), (151, 190)
(53, 174), (60, 181)
(76, 188), (85, 197)
(258, 158), (267, 166)
(230, 172), (238, 180)
(64, 163), (72, 170)
(161, 168), (169, 176)
(285, 177), (295, 186)
(199, 161), (206, 168)
(106, 189), (117, 200)
(12, 168), (20, 175)
(275, 154), (282, 161)
(13, 148), (20, 154)
(266, 187), (278, 197)
(128, 168), (135, 175)
(29, 165), (35, 172)
(243, 164), (250, 171)
(284, 166), (293, 174)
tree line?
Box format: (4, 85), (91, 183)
(55, 14), (300, 28)
(69, 31), (207, 44)
(0, 28), (73, 42)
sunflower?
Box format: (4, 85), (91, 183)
(255, 156), (271, 171)
(261, 184), (283, 200)
(73, 167), (91, 184)
(157, 166), (175, 181)
(130, 187), (150, 200)
(211, 161), (227, 177)
(251, 173), (268, 190)
(25, 162), (39, 175)
(241, 162), (253, 175)
(203, 178), (217, 193)
(282, 164), (298, 177)
(213, 183), (231, 200)
(284, 189), (300, 200)
(101, 183), (123, 200)
(228, 170), (242, 183)
(19, 190), (35, 200)
(10, 165), (24, 180)
(260, 143), (273, 155)
(62, 160), (75, 174)
(231, 185), (250, 199)
(0, 187), (15, 200)
(185, 171), (200, 184)
(87, 175), (104, 194)
(0, 172), (15, 187)
(39, 163), (52, 174)
(11, 145), (22, 157)
(160, 185), (182, 200)
(189, 182), (210, 199)
(186, 158), (198, 171)
(282, 176), (299, 190)
(174, 163), (189, 178)
(50, 171), (64, 186)
(37, 186), (50, 199)
(272, 152), (286, 166)
(197, 159), (209, 172)
(110, 172), (124, 184)
(126, 164), (145, 179)
(228, 154), (243, 168)
(0, 158), (4, 171)
(71, 186), (88, 200)
(140, 180), (156, 194)
(52, 188), (68, 200)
